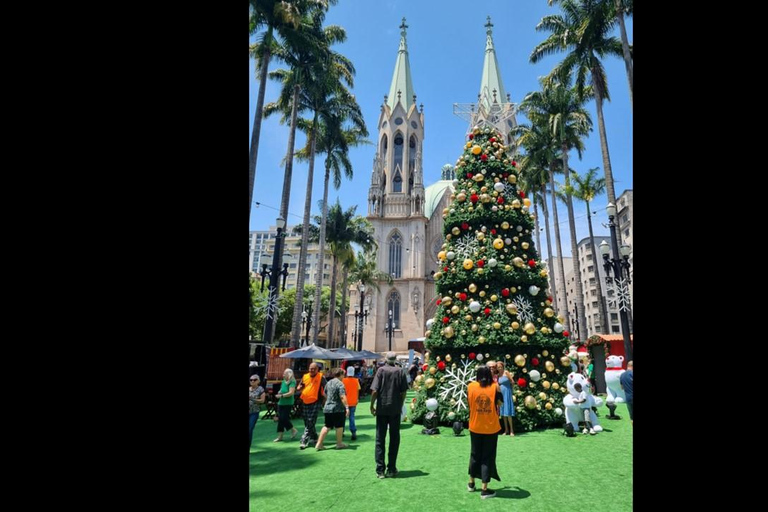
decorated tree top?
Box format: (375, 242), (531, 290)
(425, 125), (569, 351)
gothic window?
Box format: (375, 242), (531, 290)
(409, 135), (417, 173)
(393, 171), (403, 193)
(387, 290), (401, 328)
(388, 232), (402, 278)
(380, 134), (388, 157)
(394, 133), (404, 174)
(432, 238), (443, 261)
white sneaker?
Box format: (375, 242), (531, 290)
(589, 428), (596, 435)
(582, 428), (588, 434)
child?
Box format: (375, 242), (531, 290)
(573, 382), (596, 435)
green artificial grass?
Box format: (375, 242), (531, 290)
(250, 392), (632, 511)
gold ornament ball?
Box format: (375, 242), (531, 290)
(425, 377), (436, 389)
(521, 335), (528, 342)
(477, 268), (485, 275)
(539, 392), (547, 400)
(443, 326), (454, 338)
(445, 354), (452, 362)
(506, 304), (518, 315)
(539, 270), (548, 278)
(524, 322), (536, 334)
(469, 283), (478, 293)
(478, 336), (487, 344)
(545, 361), (555, 372)
(493, 322), (501, 330)
(438, 250), (447, 261)
(501, 221), (510, 230)
(542, 350), (549, 357)
(479, 290), (486, 297)
(523, 198), (532, 207)
(511, 321), (520, 330)
(514, 355), (526, 367)
(442, 296), (452, 306)
(493, 238), (504, 250)
(545, 402), (553, 410)
(415, 375), (424, 383)
(552, 382), (560, 390)
(463, 259), (474, 270)
(465, 314), (473, 321)
(429, 367), (437, 375)
(560, 356), (572, 367)
(524, 396), (537, 409)
(457, 192), (467, 202)
(512, 199), (521, 208)
(477, 232), (485, 241)
(452, 227), (460, 236)
(542, 380), (551, 389)
(451, 305), (460, 315)
(472, 145), (482, 155)
(507, 175), (517, 184)
(471, 323), (479, 332)
(490, 294), (498, 302)
(433, 272), (443, 280)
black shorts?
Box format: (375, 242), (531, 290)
(324, 412), (345, 429)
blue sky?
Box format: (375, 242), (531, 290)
(249, 0), (632, 261)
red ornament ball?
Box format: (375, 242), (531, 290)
(422, 364), (429, 371)
(528, 259), (536, 267)
(517, 378), (527, 387)
(469, 133), (474, 140)
(511, 161), (517, 167)
(461, 222), (469, 230)
(442, 316), (450, 324)
(444, 266), (449, 272)
(437, 361), (446, 371)
(469, 352), (476, 360)
(490, 137), (496, 143)
(436, 299), (442, 305)
(470, 194), (479, 204)
(480, 154), (488, 161)
(563, 330), (570, 337)
(519, 191), (526, 198)
(548, 296), (553, 302)
(484, 308), (491, 316)
(459, 293), (467, 301)
(490, 229), (496, 235)
(477, 259), (485, 268)
(497, 197), (504, 204)
(531, 358), (539, 366)
(501, 288), (510, 297)
(467, 172), (473, 179)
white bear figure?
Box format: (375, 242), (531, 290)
(563, 373), (603, 434)
(604, 355), (626, 404)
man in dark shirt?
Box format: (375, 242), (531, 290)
(370, 352), (409, 479)
(619, 360), (633, 425)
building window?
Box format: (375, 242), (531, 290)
(289, 263), (297, 268)
(324, 264), (329, 269)
(586, 253), (593, 261)
(592, 301), (598, 308)
(611, 325), (620, 333)
(621, 213), (629, 224)
(394, 133), (404, 175)
(393, 171), (403, 192)
(590, 289), (597, 297)
(387, 290), (401, 328)
(323, 273), (329, 280)
(304, 273), (310, 280)
(611, 313), (619, 322)
(388, 232), (402, 278)
(587, 265), (594, 273)
(409, 135), (417, 174)
(589, 278), (596, 285)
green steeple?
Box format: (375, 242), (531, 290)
(478, 16), (507, 112)
(386, 17), (416, 112)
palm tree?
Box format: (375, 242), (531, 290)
(570, 167), (609, 334)
(523, 80), (593, 342)
(348, 250), (393, 349)
(307, 88), (368, 346)
(249, 0), (329, 219)
(263, 13), (353, 347)
(531, 0), (625, 213)
(296, 201), (375, 347)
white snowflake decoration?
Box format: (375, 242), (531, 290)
(615, 277), (632, 313)
(510, 296), (534, 324)
(438, 359), (477, 412)
(452, 233), (480, 260)
(254, 291), (280, 321)
(502, 181), (517, 202)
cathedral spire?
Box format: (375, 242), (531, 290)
(479, 16), (507, 113)
(386, 17), (416, 112)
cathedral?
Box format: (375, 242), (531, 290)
(347, 17), (517, 354)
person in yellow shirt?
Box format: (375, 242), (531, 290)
(342, 366), (361, 441)
(466, 365), (503, 499)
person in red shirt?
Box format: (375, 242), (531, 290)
(466, 365), (503, 499)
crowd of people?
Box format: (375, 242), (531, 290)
(250, 352), (633, 499)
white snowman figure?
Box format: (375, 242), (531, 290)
(604, 355), (626, 404)
(562, 373), (603, 435)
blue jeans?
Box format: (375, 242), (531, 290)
(249, 412), (259, 449)
(344, 406), (357, 434)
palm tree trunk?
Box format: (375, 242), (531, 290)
(593, 80), (617, 207)
(562, 146), (588, 342)
(549, 163), (570, 331)
(312, 158), (332, 346)
(289, 114), (317, 348)
(585, 200), (609, 334)
(339, 266), (350, 348)
(615, 0), (633, 110)
(540, 182), (559, 311)
(249, 27), (272, 219)
(327, 252), (339, 347)
(267, 82), (300, 344)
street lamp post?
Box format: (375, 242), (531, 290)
(301, 301), (313, 347)
(356, 283), (368, 351)
(386, 309), (396, 352)
(260, 217), (290, 346)
(599, 202), (633, 361)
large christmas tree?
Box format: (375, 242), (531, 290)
(412, 125), (574, 432)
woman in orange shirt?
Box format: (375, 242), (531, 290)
(466, 365), (503, 499)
